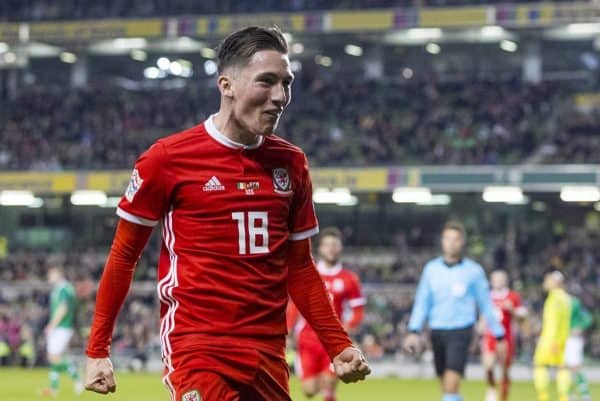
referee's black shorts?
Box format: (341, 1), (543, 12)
(430, 325), (473, 377)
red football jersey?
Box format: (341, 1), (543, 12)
(485, 289), (522, 340)
(293, 262), (365, 344)
(117, 116), (319, 362)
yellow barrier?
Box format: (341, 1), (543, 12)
(0, 169), (389, 193)
(1, 2), (598, 42)
(28, 18), (163, 41)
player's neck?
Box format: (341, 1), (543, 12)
(443, 255), (462, 266)
(53, 279), (66, 287)
(317, 260), (342, 275)
(212, 110), (262, 147)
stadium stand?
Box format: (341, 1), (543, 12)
(1, 78), (595, 169)
(0, 0), (577, 22)
(2, 5), (600, 399)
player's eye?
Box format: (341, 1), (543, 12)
(258, 77), (276, 85)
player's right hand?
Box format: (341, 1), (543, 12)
(85, 357), (116, 394)
(403, 333), (423, 354)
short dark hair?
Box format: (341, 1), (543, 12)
(318, 227), (343, 245)
(217, 26), (288, 73)
(442, 220), (466, 237)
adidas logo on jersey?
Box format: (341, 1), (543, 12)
(203, 176), (225, 191)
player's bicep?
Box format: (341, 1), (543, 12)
(415, 266), (432, 301)
(117, 142), (173, 226)
(474, 274), (497, 318)
(288, 155), (319, 240)
(474, 272), (492, 306)
(57, 289), (70, 304)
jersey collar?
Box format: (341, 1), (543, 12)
(442, 257), (463, 268)
(492, 288), (509, 299)
(204, 114), (265, 150)
(317, 261), (343, 276)
(54, 279), (67, 290)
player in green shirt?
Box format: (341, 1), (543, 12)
(43, 266), (83, 396)
(565, 294), (593, 401)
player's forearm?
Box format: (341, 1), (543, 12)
(288, 261), (353, 359)
(408, 272), (430, 332)
(407, 306), (427, 333)
(48, 304), (68, 328)
(86, 219), (152, 358)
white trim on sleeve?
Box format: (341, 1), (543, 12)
(116, 207), (159, 227)
(348, 297), (367, 307)
(289, 226), (320, 241)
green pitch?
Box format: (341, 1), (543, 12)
(2, 368), (598, 401)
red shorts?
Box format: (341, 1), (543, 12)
(296, 338), (334, 380)
(482, 335), (514, 365)
(166, 348), (291, 401)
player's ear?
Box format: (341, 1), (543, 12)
(217, 74), (234, 98)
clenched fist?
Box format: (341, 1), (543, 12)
(332, 347), (371, 383)
(85, 357), (117, 394)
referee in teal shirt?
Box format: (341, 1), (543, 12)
(404, 221), (506, 401)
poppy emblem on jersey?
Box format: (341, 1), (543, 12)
(237, 181), (260, 195)
(182, 390), (201, 401)
(273, 168), (292, 194)
(125, 168), (143, 202)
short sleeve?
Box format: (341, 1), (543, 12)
(58, 288), (68, 303)
(346, 273), (366, 308)
(57, 286), (73, 305)
(288, 154), (319, 241)
(117, 142), (173, 226)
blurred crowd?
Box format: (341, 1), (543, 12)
(2, 77), (594, 170)
(0, 246), (160, 367)
(1, 0), (574, 22)
(0, 284), (158, 369)
(540, 107), (600, 164)
(1, 226), (598, 366)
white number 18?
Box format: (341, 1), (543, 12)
(231, 211), (269, 255)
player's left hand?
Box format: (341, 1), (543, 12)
(333, 346), (371, 383)
(43, 324), (53, 336)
